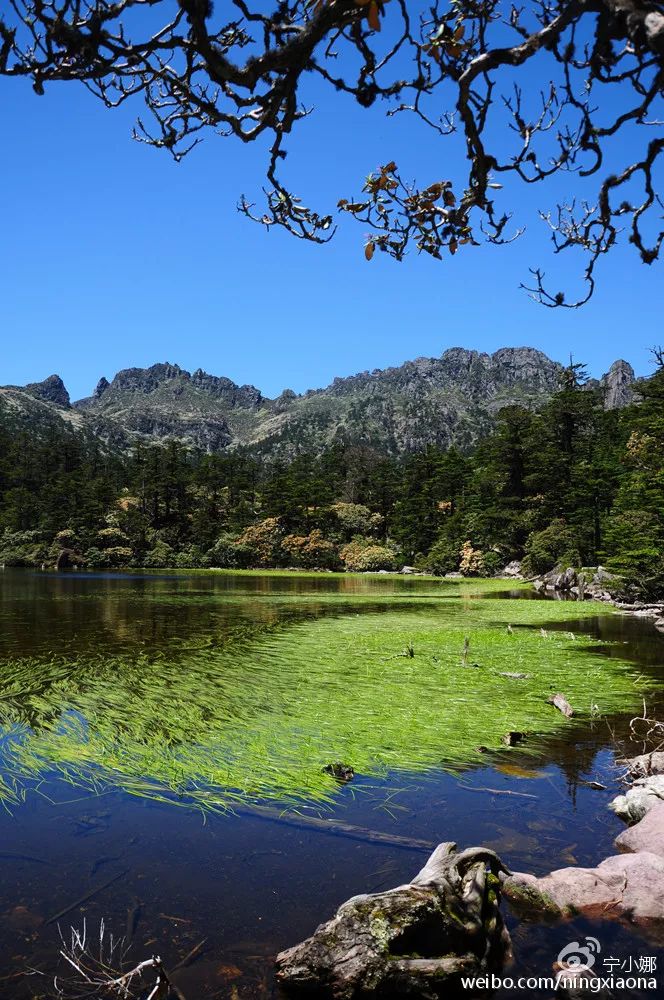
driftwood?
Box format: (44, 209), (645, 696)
(234, 803), (435, 852)
(459, 785), (538, 800)
(276, 841), (512, 999)
(547, 693), (574, 718)
(46, 870), (128, 925)
(0, 851), (50, 865)
(170, 937), (208, 973)
(55, 921), (189, 1000)
(619, 751), (664, 780)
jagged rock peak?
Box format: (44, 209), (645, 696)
(490, 346), (558, 368)
(190, 367), (263, 408)
(600, 359), (636, 410)
(273, 388), (298, 412)
(440, 347), (561, 385)
(108, 362), (186, 393)
(25, 374), (70, 408)
(4, 349), (639, 461)
(607, 358), (635, 375)
(82, 362), (263, 410)
(320, 346), (563, 400)
(440, 346), (545, 359)
(94, 377), (110, 398)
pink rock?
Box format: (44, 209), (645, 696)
(615, 801), (664, 857)
(503, 852), (664, 943)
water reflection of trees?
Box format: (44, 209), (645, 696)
(0, 569), (438, 659)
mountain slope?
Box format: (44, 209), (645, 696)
(75, 363), (263, 452)
(0, 378), (129, 450)
(245, 348), (566, 457)
(2, 348), (638, 459)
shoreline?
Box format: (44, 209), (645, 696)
(1, 569), (662, 995)
(531, 564), (664, 633)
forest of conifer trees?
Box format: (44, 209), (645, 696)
(1, 362), (663, 597)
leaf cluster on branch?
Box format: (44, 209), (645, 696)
(1, 0), (663, 302)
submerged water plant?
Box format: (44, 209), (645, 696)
(0, 575), (655, 814)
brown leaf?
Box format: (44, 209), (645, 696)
(377, 172), (396, 191)
(367, 1), (380, 31)
(217, 964), (243, 980)
(365, 241), (375, 261)
(449, 239), (458, 255)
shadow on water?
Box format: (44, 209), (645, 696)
(0, 570), (663, 997)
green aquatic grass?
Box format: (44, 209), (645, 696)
(0, 585), (652, 813)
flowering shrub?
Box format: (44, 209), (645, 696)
(340, 539), (397, 572)
(236, 517), (284, 566)
(459, 540), (485, 576)
(282, 529), (340, 569)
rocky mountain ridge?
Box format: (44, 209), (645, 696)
(1, 348), (639, 459)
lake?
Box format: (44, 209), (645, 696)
(0, 569), (663, 998)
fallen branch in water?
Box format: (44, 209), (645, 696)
(458, 785), (538, 800)
(46, 919), (188, 999)
(629, 698), (664, 750)
(233, 802), (435, 852)
(46, 871), (128, 926)
(380, 640), (415, 661)
(170, 937), (207, 972)
(0, 850), (50, 865)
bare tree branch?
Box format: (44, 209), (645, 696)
(1, 0), (663, 303)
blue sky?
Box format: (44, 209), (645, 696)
(0, 38), (657, 402)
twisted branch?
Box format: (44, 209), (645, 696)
(1, 0), (663, 302)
